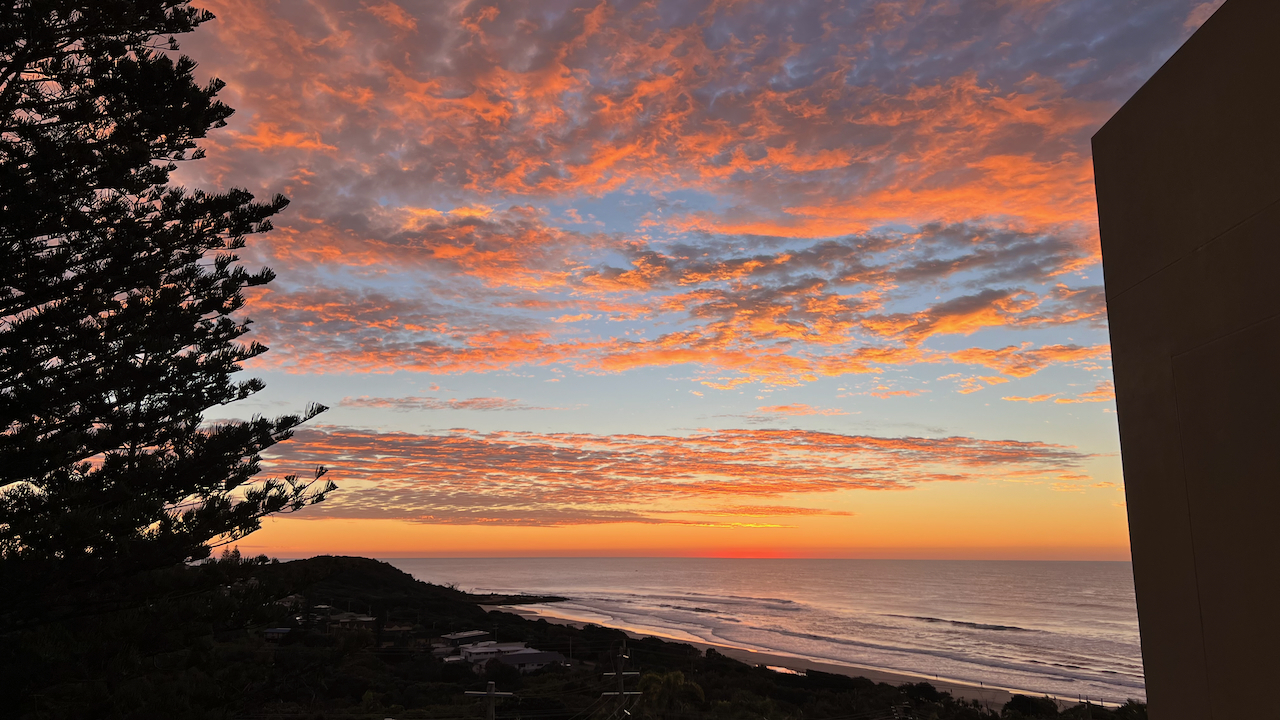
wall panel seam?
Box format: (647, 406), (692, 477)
(1103, 194), (1280, 304)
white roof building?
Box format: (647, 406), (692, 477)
(441, 630), (490, 645)
(495, 648), (568, 674)
(459, 641), (529, 663)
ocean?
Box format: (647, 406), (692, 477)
(386, 557), (1144, 704)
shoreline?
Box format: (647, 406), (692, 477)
(482, 602), (1136, 711)
(483, 603), (1026, 709)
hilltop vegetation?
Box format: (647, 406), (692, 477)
(3, 554), (1144, 720)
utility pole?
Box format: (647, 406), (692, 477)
(465, 681), (514, 720)
(602, 639), (641, 707)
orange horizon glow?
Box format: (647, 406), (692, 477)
(237, 517), (1133, 563)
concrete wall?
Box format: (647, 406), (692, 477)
(1092, 1), (1280, 717)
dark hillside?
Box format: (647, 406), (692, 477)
(2, 554), (1144, 720)
(251, 555), (563, 621)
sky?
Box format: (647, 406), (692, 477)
(181, 0), (1226, 560)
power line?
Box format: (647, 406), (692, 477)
(602, 637), (642, 720)
(466, 680), (516, 720)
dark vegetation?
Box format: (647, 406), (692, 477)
(4, 554), (1146, 720)
(0, 0), (333, 624)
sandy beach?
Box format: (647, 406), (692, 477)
(482, 604), (1018, 710)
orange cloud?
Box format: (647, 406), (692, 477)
(946, 374), (1011, 395)
(262, 426), (1092, 525)
(755, 403), (849, 416)
(228, 122), (338, 153)
(365, 1), (417, 32)
(949, 343), (1110, 378)
(652, 505), (854, 518)
(877, 289), (1041, 344)
(188, 1), (1124, 391)
(553, 313), (595, 323)
(241, 277), (1105, 386)
(242, 287), (604, 375)
(189, 1), (1113, 243)
(1185, 1), (1225, 29)
(671, 73), (1104, 239)
(1054, 381), (1116, 404)
(260, 205), (609, 292)
(867, 387), (923, 399)
(1003, 394), (1059, 403)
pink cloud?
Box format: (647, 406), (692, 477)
(340, 396), (550, 411)
(1002, 394), (1059, 404)
(262, 425), (1093, 525)
(755, 403), (849, 416)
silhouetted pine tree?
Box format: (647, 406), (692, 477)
(0, 1), (334, 617)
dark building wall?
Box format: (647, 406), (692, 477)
(1092, 1), (1280, 717)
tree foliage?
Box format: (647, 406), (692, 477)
(637, 670), (706, 720)
(0, 0), (333, 613)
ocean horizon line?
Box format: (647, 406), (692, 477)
(260, 554), (1134, 564)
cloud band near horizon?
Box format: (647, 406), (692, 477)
(260, 425), (1096, 526)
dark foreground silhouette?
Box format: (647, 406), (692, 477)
(2, 554), (1146, 719)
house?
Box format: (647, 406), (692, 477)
(441, 629), (490, 646)
(459, 641), (529, 664)
(494, 649), (568, 674)
(380, 624), (415, 647)
(457, 641), (567, 674)
(275, 593), (306, 609)
(330, 611), (377, 630)
(263, 628), (291, 643)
